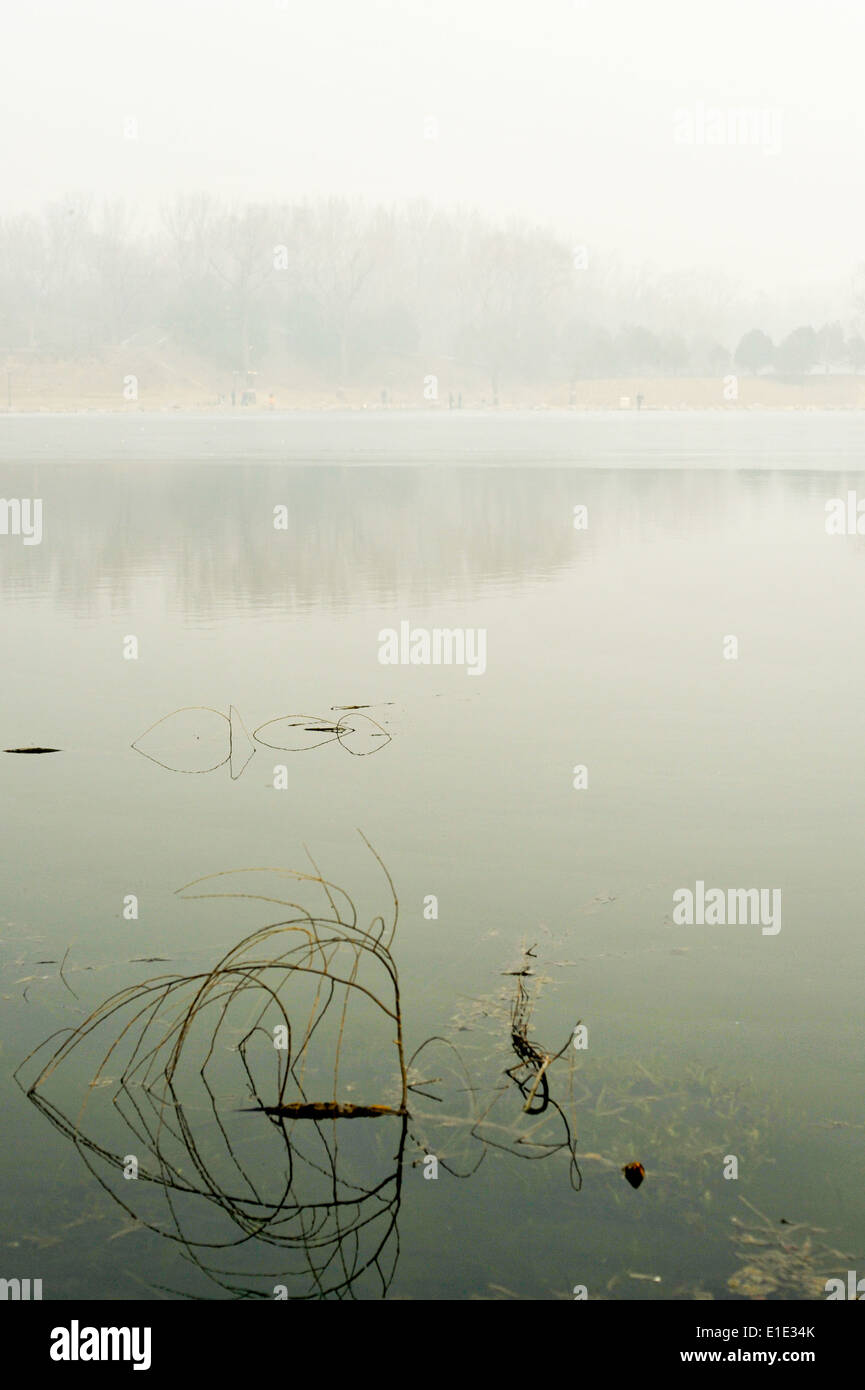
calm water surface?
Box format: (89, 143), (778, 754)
(1, 412), (863, 1300)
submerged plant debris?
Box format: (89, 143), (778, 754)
(13, 848), (851, 1301)
(727, 1198), (851, 1300)
(15, 838), (579, 1298)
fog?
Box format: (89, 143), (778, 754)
(1, 0), (863, 383)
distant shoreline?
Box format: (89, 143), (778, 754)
(2, 373), (865, 414)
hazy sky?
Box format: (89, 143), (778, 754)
(2, 0), (862, 293)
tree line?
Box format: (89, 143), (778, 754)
(0, 195), (861, 389)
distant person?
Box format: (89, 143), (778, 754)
(268, 392), (275, 410)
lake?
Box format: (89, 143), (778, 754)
(1, 410), (863, 1301)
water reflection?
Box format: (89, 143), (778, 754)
(131, 705), (392, 778)
(4, 461), (861, 618)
